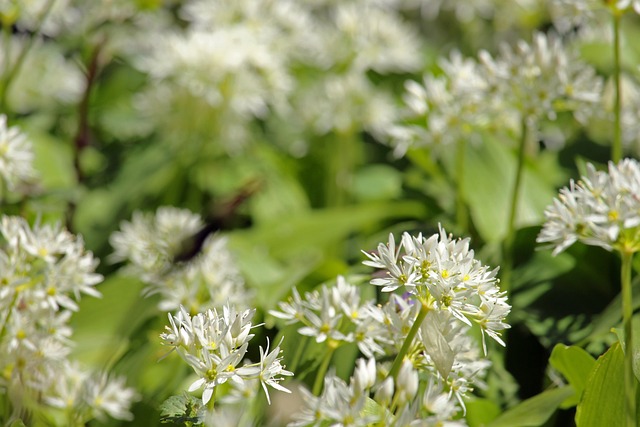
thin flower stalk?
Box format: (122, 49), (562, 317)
(502, 117), (530, 294)
(538, 158), (640, 427)
(612, 8), (623, 163)
(621, 250), (636, 427)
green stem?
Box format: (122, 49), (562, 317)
(288, 335), (308, 374)
(325, 129), (359, 207)
(206, 392), (215, 412)
(312, 346), (335, 396)
(455, 139), (469, 233)
(388, 301), (429, 380)
(612, 10), (623, 163)
(501, 118), (529, 294)
(0, 0), (57, 111)
(621, 250), (636, 427)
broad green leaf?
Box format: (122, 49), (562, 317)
(463, 137), (559, 242)
(466, 398), (502, 427)
(575, 342), (637, 427)
(549, 344), (596, 407)
(612, 314), (640, 383)
(70, 274), (154, 369)
(486, 386), (573, 427)
(351, 164), (403, 202)
(228, 201), (428, 307)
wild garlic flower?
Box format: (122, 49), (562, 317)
(617, 0), (640, 14)
(110, 207), (250, 313)
(270, 276), (390, 358)
(0, 115), (38, 191)
(478, 32), (603, 130)
(0, 38), (84, 113)
(537, 158), (640, 255)
(45, 362), (139, 422)
(386, 51), (489, 156)
(549, 0), (604, 33)
(327, 3), (421, 74)
(290, 358), (467, 427)
(363, 227), (511, 351)
(0, 216), (111, 419)
(160, 305), (293, 405)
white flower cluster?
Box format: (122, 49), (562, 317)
(271, 276), (389, 358)
(273, 227), (507, 425)
(45, 362), (140, 422)
(0, 216), (137, 422)
(386, 51), (489, 156)
(479, 31), (602, 127)
(364, 227), (511, 351)
(133, 0), (421, 152)
(0, 115), (38, 192)
(110, 206), (250, 313)
(290, 355), (475, 426)
(160, 305), (293, 407)
(387, 31), (604, 155)
(537, 158), (640, 255)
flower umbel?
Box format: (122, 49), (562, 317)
(537, 158), (640, 255)
(161, 304), (293, 406)
(363, 226), (511, 350)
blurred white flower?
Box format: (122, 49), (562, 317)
(0, 115), (37, 191)
(538, 158), (640, 255)
(0, 37), (84, 113)
(479, 31), (603, 129)
(110, 207), (250, 312)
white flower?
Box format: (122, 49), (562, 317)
(0, 115), (37, 190)
(538, 159), (640, 254)
(617, 0), (640, 14)
(363, 227), (511, 348)
(110, 207), (250, 312)
(162, 304), (292, 406)
(84, 371), (140, 421)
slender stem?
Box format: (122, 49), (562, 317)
(387, 301), (429, 380)
(67, 40), (104, 231)
(0, 0), (57, 111)
(455, 139), (469, 233)
(325, 129), (359, 207)
(501, 118), (529, 294)
(288, 335), (308, 373)
(620, 250), (636, 427)
(312, 345), (335, 396)
(612, 10), (623, 163)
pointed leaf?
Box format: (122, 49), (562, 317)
(549, 344), (596, 406)
(486, 386), (573, 427)
(575, 342), (638, 426)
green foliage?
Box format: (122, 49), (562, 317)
(575, 343), (637, 426)
(159, 394), (202, 426)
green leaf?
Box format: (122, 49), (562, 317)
(70, 274), (154, 368)
(465, 398), (502, 427)
(575, 342), (635, 427)
(549, 344), (596, 407)
(228, 201), (428, 307)
(486, 386), (574, 427)
(463, 137), (559, 242)
(159, 394), (202, 424)
(363, 397), (385, 419)
(350, 164), (403, 202)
